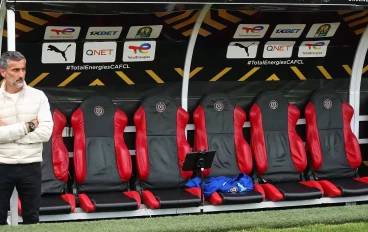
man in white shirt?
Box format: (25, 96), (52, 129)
(0, 51), (53, 224)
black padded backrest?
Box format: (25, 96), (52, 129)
(142, 96), (177, 137)
(41, 109), (66, 195)
(310, 89), (343, 131)
(306, 89), (355, 179)
(42, 141), (62, 194)
(200, 92), (235, 134)
(135, 95), (189, 190)
(251, 91), (300, 182)
(73, 95), (129, 192)
(255, 92), (289, 131)
(197, 92), (240, 177)
(80, 96), (115, 138)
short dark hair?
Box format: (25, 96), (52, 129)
(0, 51), (26, 70)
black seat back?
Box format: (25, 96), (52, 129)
(193, 92), (252, 178)
(134, 95), (192, 190)
(249, 91), (307, 183)
(305, 89), (362, 180)
(71, 95), (131, 193)
(41, 109), (69, 195)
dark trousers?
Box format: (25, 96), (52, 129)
(0, 162), (41, 225)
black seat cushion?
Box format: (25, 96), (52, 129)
(261, 182), (323, 201)
(19, 194), (74, 216)
(217, 191), (264, 205)
(327, 178), (368, 197)
(79, 192), (139, 212)
(39, 195), (73, 215)
(272, 182), (323, 201)
(142, 189), (201, 209)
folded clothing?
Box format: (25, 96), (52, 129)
(185, 173), (254, 197)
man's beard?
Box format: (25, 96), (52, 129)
(11, 78), (24, 89)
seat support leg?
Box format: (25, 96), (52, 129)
(346, 202), (357, 206)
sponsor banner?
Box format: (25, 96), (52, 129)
(226, 42), (259, 59)
(247, 59), (304, 65)
(82, 42), (117, 63)
(86, 27), (122, 39)
(44, 26), (81, 40)
(41, 42), (76, 64)
(123, 41), (156, 62)
(233, 24), (269, 39)
(270, 24), (306, 38)
(306, 22), (340, 38)
(126, 25), (163, 39)
(66, 64), (130, 71)
(298, 40), (330, 57)
(263, 41), (295, 58)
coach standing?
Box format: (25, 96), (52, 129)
(0, 51), (53, 224)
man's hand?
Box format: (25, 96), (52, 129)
(0, 120), (5, 127)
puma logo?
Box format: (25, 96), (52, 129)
(234, 43), (255, 57)
(47, 44), (71, 61)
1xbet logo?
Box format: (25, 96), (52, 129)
(89, 31), (119, 36)
(276, 29), (302, 33)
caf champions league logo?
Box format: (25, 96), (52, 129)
(136, 26), (152, 38)
(315, 24), (331, 37)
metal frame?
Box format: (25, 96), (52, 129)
(349, 25), (368, 138)
(5, 6), (19, 226)
(0, 0), (6, 53)
(181, 4), (211, 113)
(4, 0), (367, 7)
(11, 195), (367, 223)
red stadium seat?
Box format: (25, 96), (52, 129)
(19, 109), (75, 216)
(134, 95), (201, 209)
(305, 89), (368, 197)
(193, 92), (265, 205)
(71, 96), (140, 213)
(249, 91), (323, 201)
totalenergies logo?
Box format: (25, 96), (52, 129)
(242, 26), (264, 33)
(50, 28), (75, 35)
(128, 43), (151, 54)
(305, 42), (325, 50)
